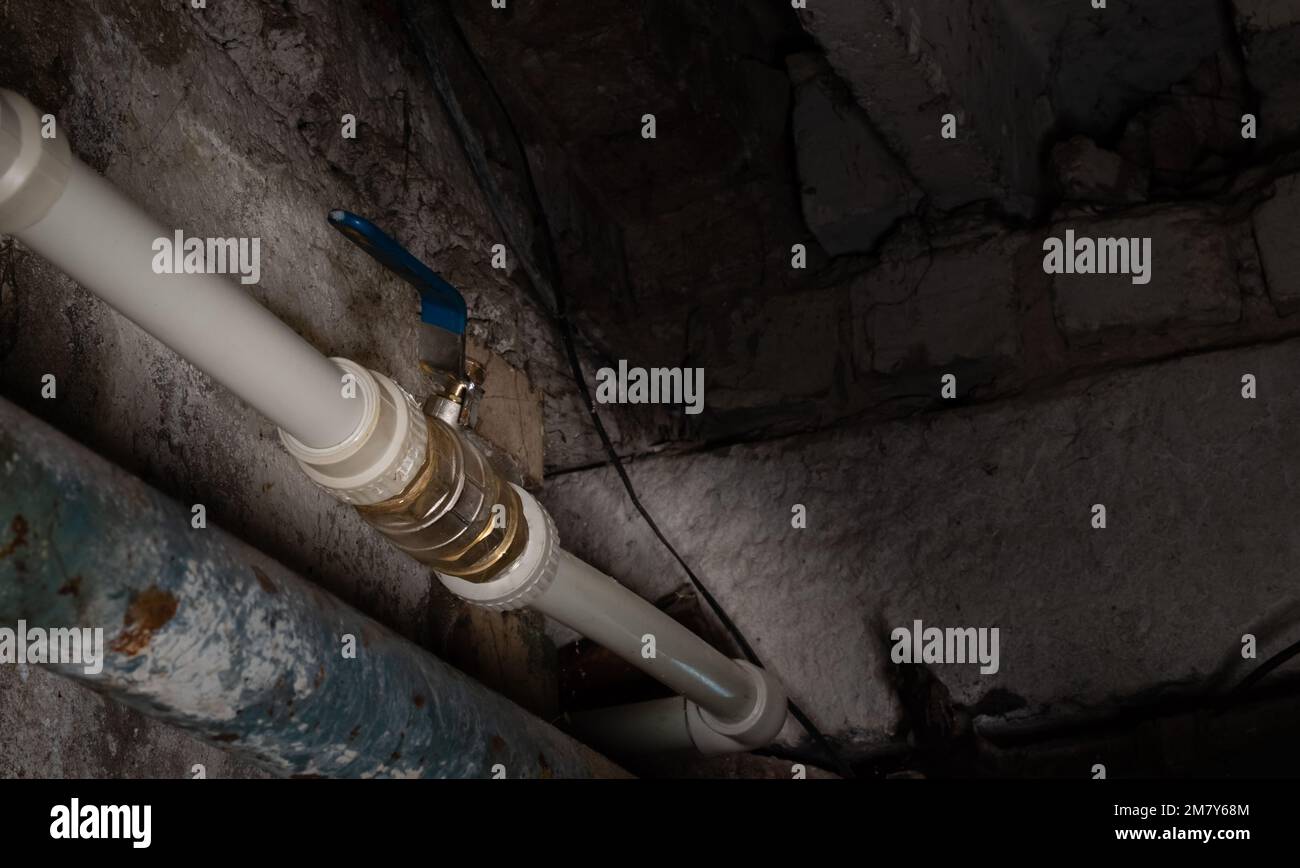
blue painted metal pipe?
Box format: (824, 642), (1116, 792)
(0, 397), (622, 779)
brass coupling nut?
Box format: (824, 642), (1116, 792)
(354, 413), (529, 581)
(436, 483), (560, 612)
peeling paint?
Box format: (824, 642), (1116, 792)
(0, 397), (624, 779)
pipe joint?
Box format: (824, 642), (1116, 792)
(435, 484), (559, 610)
(422, 358), (485, 428)
(279, 358), (428, 505)
(0, 89), (72, 234)
(686, 660), (788, 755)
(354, 416), (529, 580)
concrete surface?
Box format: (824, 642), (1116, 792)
(1232, 0), (1300, 149)
(788, 52), (920, 255)
(544, 339), (1300, 758)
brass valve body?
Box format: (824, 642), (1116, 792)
(356, 414), (528, 581)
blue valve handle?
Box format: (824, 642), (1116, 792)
(327, 210), (467, 335)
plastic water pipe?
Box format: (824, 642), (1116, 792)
(539, 551), (756, 720)
(0, 87), (788, 757)
(0, 89), (361, 449)
(440, 486), (789, 753)
(564, 697), (695, 755)
(2, 88), (423, 509)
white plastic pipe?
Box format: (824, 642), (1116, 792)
(551, 587), (793, 756)
(0, 89), (363, 449)
(565, 697), (695, 755)
(442, 488), (790, 753)
(537, 549), (757, 722)
(3, 87), (787, 757)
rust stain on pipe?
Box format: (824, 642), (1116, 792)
(0, 396), (627, 778)
(0, 514), (27, 559)
(110, 585), (179, 656)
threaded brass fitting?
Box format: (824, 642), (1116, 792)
(355, 414), (528, 581)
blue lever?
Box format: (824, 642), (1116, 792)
(327, 210), (467, 335)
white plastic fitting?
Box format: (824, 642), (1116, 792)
(441, 486), (755, 720)
(2, 86), (788, 759)
(685, 660), (788, 754)
(536, 547), (760, 722)
(279, 359), (428, 505)
(0, 89), (365, 449)
(566, 663), (789, 756)
(442, 486), (790, 752)
(437, 483), (560, 610)
(0, 87), (71, 234)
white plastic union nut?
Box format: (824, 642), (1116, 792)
(437, 484), (559, 611)
(279, 358), (428, 505)
(685, 660), (789, 755)
(0, 89), (72, 234)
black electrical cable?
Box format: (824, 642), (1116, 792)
(549, 301), (855, 779)
(405, 0), (854, 778)
(1224, 636), (1300, 703)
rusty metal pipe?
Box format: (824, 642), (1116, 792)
(0, 396), (623, 779)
